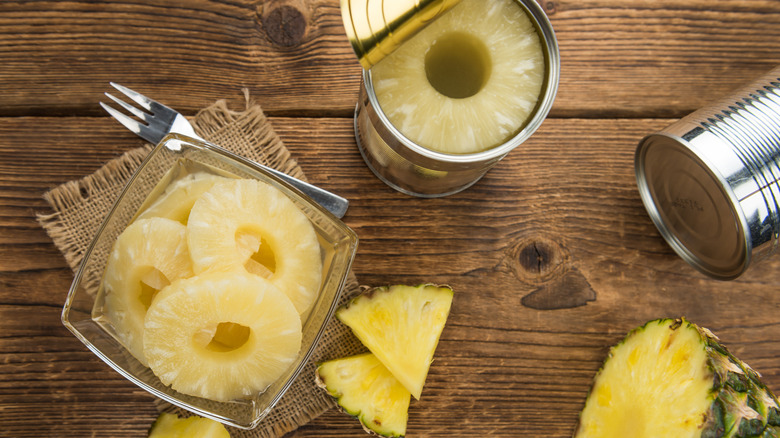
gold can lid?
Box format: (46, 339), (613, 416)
(340, 0), (462, 69)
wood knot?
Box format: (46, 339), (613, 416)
(261, 4), (307, 47)
(544, 1), (557, 15)
(506, 236), (596, 310)
(521, 270), (596, 310)
(509, 237), (566, 283)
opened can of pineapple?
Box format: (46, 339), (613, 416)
(342, 0), (560, 197)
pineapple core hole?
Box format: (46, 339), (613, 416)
(200, 322), (251, 353)
(425, 31), (492, 99)
(138, 268), (170, 310)
(236, 230), (276, 277)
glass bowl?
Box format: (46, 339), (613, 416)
(61, 133), (358, 429)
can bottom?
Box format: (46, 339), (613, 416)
(636, 132), (750, 280)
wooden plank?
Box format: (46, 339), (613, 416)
(2, 115), (779, 436)
(0, 1), (779, 117)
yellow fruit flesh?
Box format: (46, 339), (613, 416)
(135, 172), (226, 225)
(187, 179), (322, 316)
(103, 218), (193, 366)
(317, 353), (411, 438)
(101, 172), (317, 403)
(143, 272), (302, 402)
(372, 0), (545, 154)
(148, 412), (230, 438)
(337, 284), (453, 400)
(576, 321), (714, 437)
(236, 229), (276, 277)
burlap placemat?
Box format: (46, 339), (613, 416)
(36, 94), (365, 437)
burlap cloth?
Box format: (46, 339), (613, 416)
(36, 95), (365, 437)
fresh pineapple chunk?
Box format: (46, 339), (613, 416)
(143, 271), (302, 402)
(336, 284), (453, 400)
(575, 318), (780, 438)
(187, 178), (322, 317)
(103, 217), (193, 366)
(148, 412), (230, 437)
(316, 353), (411, 438)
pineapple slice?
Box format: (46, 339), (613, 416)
(143, 271), (302, 402)
(148, 412), (229, 438)
(575, 318), (780, 438)
(187, 178), (323, 316)
(103, 217), (193, 365)
(336, 284), (453, 400)
(316, 353), (411, 438)
(135, 172), (226, 225)
(371, 0), (545, 154)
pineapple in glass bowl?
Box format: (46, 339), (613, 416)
(61, 133), (358, 429)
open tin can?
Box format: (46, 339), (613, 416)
(341, 0), (560, 197)
(636, 66), (780, 280)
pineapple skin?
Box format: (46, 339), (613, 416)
(575, 318), (780, 438)
(316, 353), (411, 438)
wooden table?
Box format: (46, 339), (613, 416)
(3, 0), (780, 436)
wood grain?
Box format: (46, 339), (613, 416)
(2, 115), (779, 436)
(2, 0), (780, 436)
(0, 1), (779, 117)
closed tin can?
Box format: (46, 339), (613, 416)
(635, 66), (780, 280)
(343, 0), (560, 197)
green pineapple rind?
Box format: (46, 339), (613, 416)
(315, 356), (408, 438)
(575, 318), (780, 438)
(695, 321), (780, 438)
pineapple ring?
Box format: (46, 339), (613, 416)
(187, 179), (323, 316)
(371, 0), (545, 154)
(143, 271), (303, 402)
(103, 217), (194, 366)
(135, 172), (226, 225)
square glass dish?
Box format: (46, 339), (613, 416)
(61, 133), (358, 429)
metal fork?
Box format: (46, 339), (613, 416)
(100, 82), (349, 218)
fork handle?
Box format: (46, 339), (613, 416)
(262, 165), (349, 218)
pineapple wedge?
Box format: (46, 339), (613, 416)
(143, 271), (302, 402)
(336, 284), (453, 400)
(317, 353), (411, 438)
(103, 217), (193, 365)
(148, 412), (229, 438)
(187, 178), (322, 317)
(575, 318), (780, 438)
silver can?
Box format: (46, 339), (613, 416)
(352, 0), (560, 198)
(635, 66), (780, 280)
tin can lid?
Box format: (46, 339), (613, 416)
(340, 0), (462, 69)
(635, 132), (750, 280)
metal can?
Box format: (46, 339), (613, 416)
(635, 66), (780, 280)
(340, 0), (462, 70)
(344, 0), (560, 197)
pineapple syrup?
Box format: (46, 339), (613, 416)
(424, 31), (492, 99)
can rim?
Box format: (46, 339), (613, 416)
(362, 0), (560, 165)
